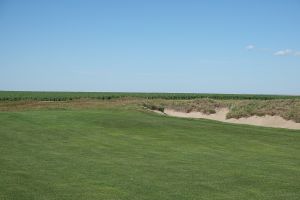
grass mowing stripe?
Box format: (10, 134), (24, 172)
(0, 109), (299, 199)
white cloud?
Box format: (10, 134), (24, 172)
(245, 44), (255, 50)
(245, 45), (300, 57)
(294, 51), (300, 57)
(274, 49), (293, 56)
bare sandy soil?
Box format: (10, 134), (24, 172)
(163, 108), (300, 130)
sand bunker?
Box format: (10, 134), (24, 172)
(163, 108), (300, 130)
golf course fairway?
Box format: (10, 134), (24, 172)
(1, 108), (299, 200)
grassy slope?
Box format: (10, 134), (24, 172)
(0, 108), (299, 200)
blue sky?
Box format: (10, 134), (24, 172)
(1, 0), (300, 94)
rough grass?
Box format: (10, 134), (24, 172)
(227, 99), (300, 122)
(1, 91), (299, 101)
(149, 98), (229, 114)
(0, 107), (299, 199)
(143, 99), (300, 123)
(1, 98), (300, 122)
(0, 98), (139, 112)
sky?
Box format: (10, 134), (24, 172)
(0, 0), (300, 94)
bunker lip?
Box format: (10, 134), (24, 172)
(158, 108), (300, 130)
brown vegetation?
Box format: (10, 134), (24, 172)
(143, 98), (300, 123)
(1, 97), (299, 123)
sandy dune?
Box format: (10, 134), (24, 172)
(163, 108), (300, 130)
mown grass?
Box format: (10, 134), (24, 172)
(0, 106), (300, 199)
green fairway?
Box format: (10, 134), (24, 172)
(0, 108), (299, 200)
